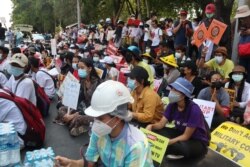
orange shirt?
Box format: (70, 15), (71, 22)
(131, 86), (164, 123)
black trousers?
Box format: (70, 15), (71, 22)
(154, 128), (208, 159)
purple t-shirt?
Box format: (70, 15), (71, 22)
(164, 101), (209, 145)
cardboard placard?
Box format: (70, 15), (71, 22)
(95, 67), (104, 79)
(207, 19), (227, 45)
(57, 72), (79, 97)
(225, 89), (236, 110)
(153, 79), (162, 93)
(193, 99), (216, 128)
(62, 80), (80, 110)
(140, 128), (169, 164)
(193, 23), (208, 48)
(110, 55), (123, 64)
(106, 42), (118, 56)
(209, 122), (250, 167)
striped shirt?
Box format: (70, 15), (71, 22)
(85, 123), (154, 167)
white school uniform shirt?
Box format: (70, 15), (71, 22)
(0, 58), (10, 71)
(0, 89), (27, 135)
(0, 72), (7, 86)
(5, 75), (37, 106)
(33, 69), (55, 98)
(151, 27), (162, 46)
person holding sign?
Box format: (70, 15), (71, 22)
(198, 46), (234, 83)
(57, 58), (101, 136)
(55, 81), (154, 167)
(198, 71), (230, 129)
(225, 65), (250, 124)
(146, 77), (210, 160)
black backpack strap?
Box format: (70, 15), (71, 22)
(14, 75), (27, 94)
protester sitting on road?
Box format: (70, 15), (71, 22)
(127, 66), (164, 127)
(160, 54), (180, 85)
(197, 71), (230, 129)
(174, 45), (191, 65)
(55, 58), (101, 136)
(181, 60), (203, 98)
(0, 46), (10, 71)
(93, 53), (107, 79)
(100, 56), (119, 81)
(141, 52), (156, 78)
(0, 87), (27, 143)
(72, 56), (81, 80)
(198, 46), (234, 83)
(29, 56), (56, 99)
(5, 53), (37, 106)
(146, 77), (210, 160)
(123, 45), (154, 88)
(55, 80), (154, 167)
(225, 65), (250, 124)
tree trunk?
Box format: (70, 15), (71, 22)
(145, 0), (150, 17)
(214, 0), (235, 57)
(114, 0), (126, 23)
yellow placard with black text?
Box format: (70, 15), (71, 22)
(140, 128), (169, 164)
(209, 122), (250, 167)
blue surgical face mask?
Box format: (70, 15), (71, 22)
(168, 91), (182, 103)
(78, 69), (88, 78)
(206, 13), (214, 19)
(72, 63), (78, 70)
(127, 78), (137, 91)
(8, 65), (24, 77)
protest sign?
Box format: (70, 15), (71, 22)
(106, 42), (118, 56)
(62, 79), (80, 110)
(140, 128), (169, 164)
(51, 39), (57, 56)
(110, 55), (123, 64)
(209, 122), (250, 167)
(0, 17), (6, 24)
(95, 67), (104, 79)
(153, 79), (162, 93)
(193, 23), (208, 48)
(193, 99), (216, 128)
(207, 19), (227, 45)
(57, 72), (79, 97)
(225, 89), (236, 110)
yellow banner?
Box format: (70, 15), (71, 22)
(209, 122), (250, 167)
(140, 128), (169, 164)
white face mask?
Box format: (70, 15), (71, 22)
(215, 56), (223, 64)
(91, 118), (120, 137)
(232, 74), (244, 82)
(163, 64), (169, 69)
(142, 59), (149, 64)
(168, 91), (182, 103)
(175, 52), (182, 59)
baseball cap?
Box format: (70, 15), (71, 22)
(234, 5), (250, 18)
(205, 3), (216, 14)
(10, 53), (28, 68)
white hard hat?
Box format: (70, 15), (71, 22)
(85, 80), (134, 117)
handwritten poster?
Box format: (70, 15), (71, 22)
(193, 99), (216, 128)
(62, 80), (80, 110)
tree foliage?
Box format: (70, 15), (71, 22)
(11, 0), (237, 33)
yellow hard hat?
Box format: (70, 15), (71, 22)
(141, 52), (152, 59)
(160, 54), (178, 67)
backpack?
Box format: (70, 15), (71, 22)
(15, 76), (51, 117)
(0, 89), (45, 148)
(37, 70), (57, 88)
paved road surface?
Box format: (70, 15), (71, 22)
(22, 99), (240, 167)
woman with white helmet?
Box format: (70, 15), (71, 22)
(55, 80), (154, 167)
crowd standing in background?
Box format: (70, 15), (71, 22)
(1, 3), (250, 166)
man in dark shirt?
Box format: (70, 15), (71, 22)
(173, 10), (193, 49)
(0, 23), (6, 47)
